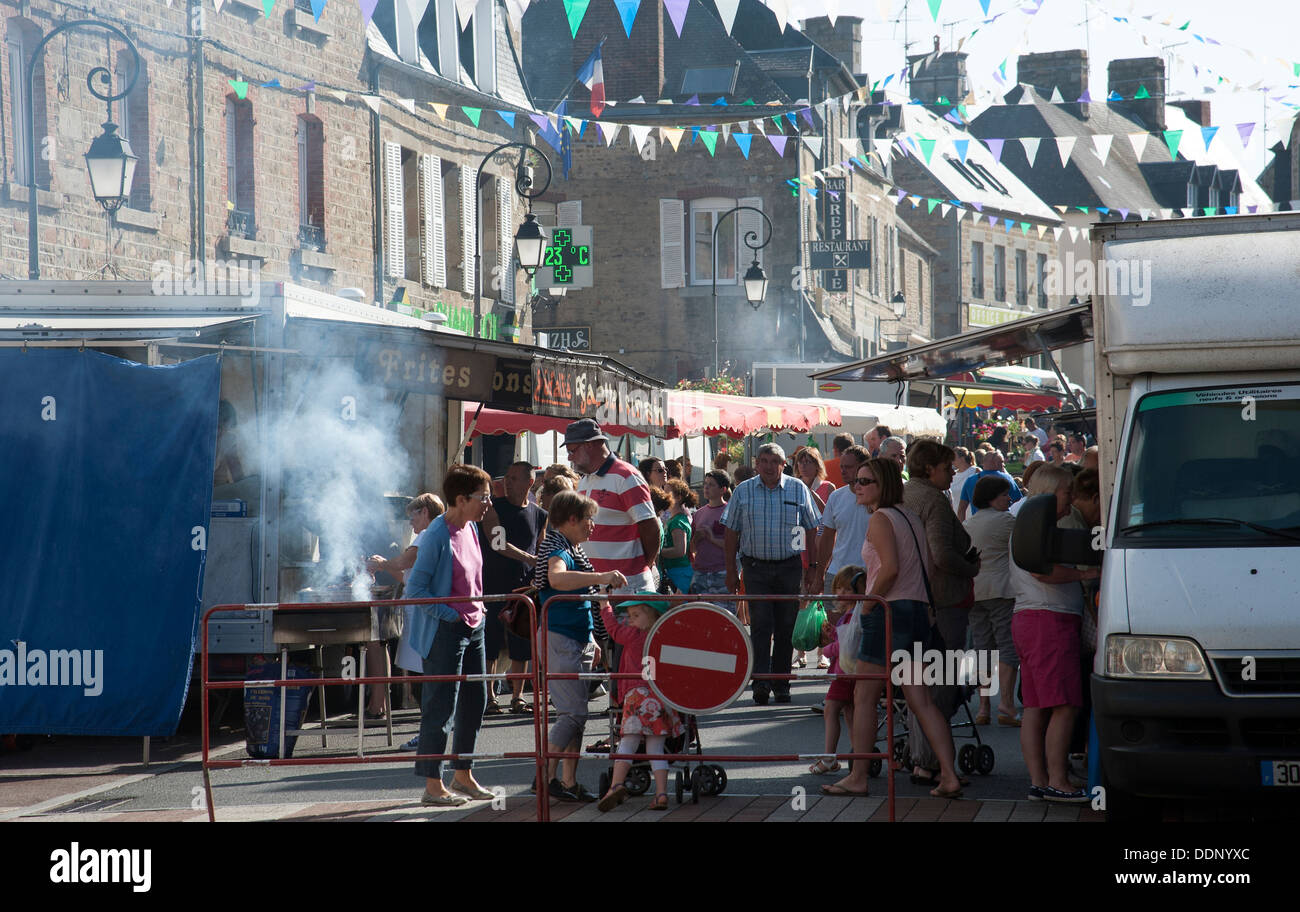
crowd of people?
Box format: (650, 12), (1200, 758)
(366, 413), (1103, 808)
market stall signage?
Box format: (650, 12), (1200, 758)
(532, 361), (668, 436)
(540, 226), (594, 289)
(823, 178), (848, 292)
(538, 326), (591, 351)
(355, 340), (496, 400)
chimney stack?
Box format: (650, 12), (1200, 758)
(906, 49), (969, 105)
(1015, 49), (1089, 116)
(1170, 99), (1211, 127)
(801, 15), (863, 75)
(1108, 56), (1166, 133)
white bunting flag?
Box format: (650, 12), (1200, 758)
(1052, 226), (1063, 240)
(1092, 134), (1112, 165)
(1021, 136), (1041, 167)
(940, 204), (951, 218)
(1127, 132), (1148, 160)
(1067, 226), (1079, 242)
(802, 135), (823, 158)
(716, 0), (741, 33)
(628, 124), (653, 151)
(1055, 135), (1076, 167)
(396, 98), (416, 114)
(360, 95), (382, 114)
(604, 122), (622, 146)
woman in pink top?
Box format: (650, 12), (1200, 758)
(821, 458), (965, 800)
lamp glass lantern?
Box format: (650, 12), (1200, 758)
(84, 121), (137, 213)
(514, 211), (547, 276)
(891, 291), (906, 319)
(743, 259), (768, 309)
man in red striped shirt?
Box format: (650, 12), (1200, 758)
(564, 419), (661, 593)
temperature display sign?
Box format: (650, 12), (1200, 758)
(540, 226), (594, 288)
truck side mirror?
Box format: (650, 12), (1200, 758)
(1011, 493), (1103, 573)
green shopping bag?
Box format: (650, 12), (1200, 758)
(792, 600), (828, 653)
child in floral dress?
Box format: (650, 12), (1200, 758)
(597, 594), (683, 811)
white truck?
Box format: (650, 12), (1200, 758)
(1019, 212), (1300, 817)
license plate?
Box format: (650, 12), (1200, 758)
(1261, 760), (1300, 786)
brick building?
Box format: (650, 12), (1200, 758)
(1, 0), (540, 342)
(519, 1), (934, 383)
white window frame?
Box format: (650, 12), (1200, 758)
(689, 197), (739, 286)
(435, 0), (459, 81)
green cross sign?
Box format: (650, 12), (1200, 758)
(540, 226), (594, 289)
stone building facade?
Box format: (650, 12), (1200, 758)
(1, 0), (537, 342)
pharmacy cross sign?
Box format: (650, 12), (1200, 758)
(540, 225), (594, 288)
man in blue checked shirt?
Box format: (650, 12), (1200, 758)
(722, 443), (822, 705)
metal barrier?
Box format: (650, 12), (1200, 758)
(200, 594), (540, 823)
(534, 591), (898, 822)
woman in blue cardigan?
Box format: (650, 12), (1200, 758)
(405, 463), (494, 807)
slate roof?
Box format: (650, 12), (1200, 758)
(895, 103), (1060, 222)
(968, 85), (1161, 211)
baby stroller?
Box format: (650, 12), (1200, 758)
(594, 698), (729, 805)
(870, 674), (995, 778)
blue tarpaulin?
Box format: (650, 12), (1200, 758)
(0, 350), (220, 735)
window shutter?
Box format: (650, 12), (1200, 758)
(226, 98), (238, 211)
(383, 142), (405, 279)
(420, 154), (446, 287)
(497, 174), (514, 304)
(297, 127), (308, 227)
(659, 198), (684, 289)
(737, 197), (764, 269)
(557, 200), (582, 227)
(461, 165), (478, 294)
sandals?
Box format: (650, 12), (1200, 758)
(484, 700), (503, 716)
(998, 712), (1022, 727)
(598, 785), (628, 813)
(649, 793), (669, 811)
(974, 712), (991, 726)
(808, 758), (841, 775)
(820, 783), (869, 797)
(510, 698), (532, 714)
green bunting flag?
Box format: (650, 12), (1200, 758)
(262, 0), (275, 16)
(927, 0), (942, 22)
(562, 0), (591, 38)
(926, 198), (939, 213)
(229, 80), (249, 99)
(1163, 129), (1183, 160)
(1020, 222), (1030, 235)
(917, 137), (936, 163)
(1134, 85), (1151, 99)
(462, 106), (482, 127)
(699, 130), (718, 155)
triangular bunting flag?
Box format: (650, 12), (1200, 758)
(1052, 226), (1063, 240)
(614, 0), (640, 37)
(926, 0), (942, 21)
(1036, 224), (1047, 238)
(496, 110), (516, 128)
(562, 0), (591, 38)
(229, 80), (249, 100)
(660, 127), (683, 151)
(628, 124), (652, 151)
(952, 138), (969, 162)
(603, 122), (622, 146)
(665, 0), (689, 37)
(1201, 125), (1219, 150)
(430, 102), (449, 120)
(1092, 133), (1112, 165)
(986, 138), (1005, 162)
(955, 208), (967, 222)
(926, 198), (939, 214)
(988, 215), (998, 227)
(330, 89), (348, 102)
(699, 131), (718, 155)
(1236, 122), (1255, 147)
(732, 133), (752, 158)
(767, 135), (788, 156)
(917, 137), (936, 163)
(1055, 135), (1076, 167)
(1067, 226), (1079, 242)
(259, 79), (281, 88)
(1020, 222), (1030, 235)
(1020, 136), (1041, 167)
(1049, 86), (1064, 103)
(396, 98), (416, 114)
(1134, 84), (1150, 99)
(1118, 208), (1130, 220)
(940, 203), (951, 217)
(359, 0), (377, 23)
(802, 136), (823, 158)
(1162, 129), (1183, 160)
(1127, 132), (1148, 159)
(461, 106), (482, 127)
(715, 0), (740, 33)
(359, 94), (381, 113)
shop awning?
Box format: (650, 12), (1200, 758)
(945, 387), (1068, 411)
(808, 301), (1093, 384)
(464, 391), (843, 440)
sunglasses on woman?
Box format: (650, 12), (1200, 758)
(851, 477), (878, 487)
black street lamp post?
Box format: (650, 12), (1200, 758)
(472, 142), (552, 334)
(25, 20), (141, 279)
(711, 205), (773, 376)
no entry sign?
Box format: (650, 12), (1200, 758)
(645, 602), (754, 714)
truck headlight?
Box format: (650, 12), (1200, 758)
(1104, 636), (1211, 679)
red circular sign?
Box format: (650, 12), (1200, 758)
(817, 382), (843, 393)
(645, 602), (754, 715)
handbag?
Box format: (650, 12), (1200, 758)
(837, 610), (862, 675)
(499, 586), (537, 639)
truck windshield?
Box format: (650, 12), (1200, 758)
(1116, 383), (1300, 544)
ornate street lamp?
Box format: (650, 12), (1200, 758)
(25, 20), (141, 279)
(712, 204), (773, 376)
(472, 143), (553, 332)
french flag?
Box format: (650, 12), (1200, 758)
(576, 41), (606, 118)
